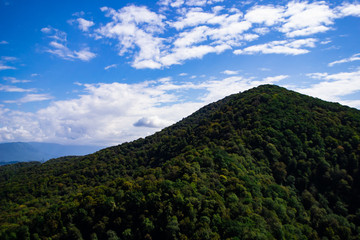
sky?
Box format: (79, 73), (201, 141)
(1, 0), (360, 147)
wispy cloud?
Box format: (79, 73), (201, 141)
(0, 56), (17, 70)
(328, 53), (360, 67)
(42, 27), (96, 61)
(0, 84), (34, 92)
(0, 64), (16, 70)
(104, 64), (117, 70)
(222, 70), (239, 75)
(4, 94), (53, 104)
(0, 40), (8, 45)
(3, 77), (31, 83)
(234, 38), (317, 55)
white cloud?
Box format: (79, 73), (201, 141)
(104, 64), (117, 70)
(74, 48), (96, 61)
(0, 56), (17, 71)
(4, 94), (53, 103)
(171, 9), (217, 30)
(89, 1), (360, 69)
(41, 27), (52, 33)
(3, 77), (31, 83)
(134, 116), (173, 128)
(253, 27), (270, 35)
(46, 41), (96, 61)
(77, 18), (95, 31)
(2, 56), (17, 62)
(0, 64), (16, 70)
(328, 53), (360, 67)
(72, 11), (85, 17)
(280, 1), (336, 37)
(222, 70), (239, 75)
(262, 75), (288, 82)
(245, 5), (284, 26)
(336, 3), (360, 17)
(96, 5), (165, 69)
(297, 69), (360, 108)
(0, 85), (34, 92)
(158, 0), (222, 8)
(159, 44), (230, 67)
(95, 5), (255, 68)
(0, 40), (8, 44)
(0, 74), (289, 145)
(42, 27), (96, 61)
(234, 38), (317, 55)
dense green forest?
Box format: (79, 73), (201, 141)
(1, 85), (360, 240)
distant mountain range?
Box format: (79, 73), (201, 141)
(0, 142), (103, 164)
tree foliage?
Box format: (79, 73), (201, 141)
(1, 85), (360, 239)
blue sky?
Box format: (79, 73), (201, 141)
(1, 0), (360, 146)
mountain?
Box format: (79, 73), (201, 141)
(1, 85), (360, 240)
(0, 142), (103, 164)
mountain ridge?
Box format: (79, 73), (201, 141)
(1, 84), (360, 240)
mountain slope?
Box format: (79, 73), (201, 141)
(0, 85), (360, 240)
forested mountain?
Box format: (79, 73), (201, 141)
(0, 142), (103, 164)
(1, 85), (360, 240)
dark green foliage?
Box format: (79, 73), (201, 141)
(1, 85), (360, 239)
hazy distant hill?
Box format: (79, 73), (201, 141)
(0, 142), (103, 163)
(1, 85), (360, 239)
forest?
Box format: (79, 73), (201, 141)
(0, 85), (360, 239)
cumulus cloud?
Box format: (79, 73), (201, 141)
(134, 116), (173, 128)
(279, 1), (336, 37)
(234, 38), (317, 55)
(77, 18), (95, 31)
(328, 53), (360, 67)
(96, 5), (165, 69)
(0, 74), (290, 145)
(245, 5), (284, 26)
(89, 2), (360, 69)
(297, 69), (360, 108)
(159, 0), (222, 8)
(336, 3), (360, 17)
(95, 5), (256, 68)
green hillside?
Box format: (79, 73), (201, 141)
(1, 85), (360, 240)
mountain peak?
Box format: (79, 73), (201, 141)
(1, 86), (360, 239)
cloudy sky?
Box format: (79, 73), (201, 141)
(1, 0), (360, 146)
